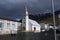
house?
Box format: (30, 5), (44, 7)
(40, 23), (50, 31)
(22, 7), (41, 32)
(0, 17), (21, 34)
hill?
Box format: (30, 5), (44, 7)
(29, 10), (60, 23)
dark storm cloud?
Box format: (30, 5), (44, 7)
(0, 0), (60, 18)
(54, 0), (60, 10)
(0, 0), (25, 19)
(27, 0), (60, 14)
(27, 0), (52, 14)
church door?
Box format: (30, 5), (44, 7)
(23, 27), (25, 31)
(34, 27), (36, 31)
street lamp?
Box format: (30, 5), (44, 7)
(52, 0), (56, 40)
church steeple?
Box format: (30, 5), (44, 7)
(25, 6), (29, 31)
(22, 6), (29, 31)
(25, 6), (28, 16)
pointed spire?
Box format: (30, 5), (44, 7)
(25, 6), (28, 16)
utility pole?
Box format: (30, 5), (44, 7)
(52, 0), (56, 40)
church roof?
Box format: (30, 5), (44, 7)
(19, 19), (40, 26)
(29, 19), (40, 26)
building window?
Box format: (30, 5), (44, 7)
(12, 24), (15, 27)
(7, 23), (10, 27)
(0, 22), (3, 27)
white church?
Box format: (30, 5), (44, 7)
(22, 7), (41, 32)
(0, 7), (41, 34)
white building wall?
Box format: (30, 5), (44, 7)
(29, 22), (32, 31)
(32, 25), (41, 32)
(0, 19), (4, 30)
(0, 19), (21, 34)
(11, 21), (18, 34)
(45, 24), (49, 30)
(36, 26), (40, 32)
(3, 20), (8, 31)
(17, 22), (22, 30)
(26, 15), (29, 31)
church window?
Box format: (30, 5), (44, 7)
(0, 22), (3, 27)
(23, 27), (25, 31)
(24, 22), (25, 24)
(24, 17), (25, 19)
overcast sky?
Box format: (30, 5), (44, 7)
(0, 0), (60, 19)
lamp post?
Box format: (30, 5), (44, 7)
(52, 0), (56, 40)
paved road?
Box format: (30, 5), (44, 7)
(0, 30), (54, 40)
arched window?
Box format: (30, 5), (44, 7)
(34, 27), (36, 31)
(23, 27), (25, 31)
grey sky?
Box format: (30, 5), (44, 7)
(0, 0), (60, 19)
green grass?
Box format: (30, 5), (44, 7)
(39, 15), (58, 23)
